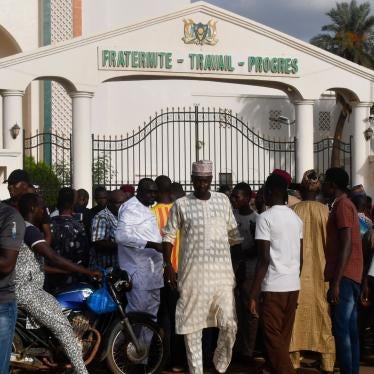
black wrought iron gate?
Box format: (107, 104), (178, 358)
(23, 109), (353, 195)
(92, 107), (296, 191)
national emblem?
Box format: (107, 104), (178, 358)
(182, 19), (218, 46)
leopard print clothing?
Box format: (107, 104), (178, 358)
(15, 230), (89, 374)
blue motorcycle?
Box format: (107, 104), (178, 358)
(10, 268), (166, 373)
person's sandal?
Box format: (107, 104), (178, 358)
(171, 367), (185, 373)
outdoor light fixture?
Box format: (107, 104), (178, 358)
(10, 123), (20, 139)
(269, 115), (296, 126)
(278, 116), (296, 126)
(364, 127), (373, 141)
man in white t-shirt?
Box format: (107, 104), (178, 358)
(249, 173), (303, 374)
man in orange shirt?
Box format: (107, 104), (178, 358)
(152, 177), (180, 273)
(152, 175), (185, 372)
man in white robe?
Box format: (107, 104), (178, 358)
(163, 160), (242, 374)
(115, 178), (163, 318)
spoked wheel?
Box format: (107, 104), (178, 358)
(106, 314), (166, 374)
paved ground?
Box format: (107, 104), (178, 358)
(160, 357), (374, 373)
(88, 361), (374, 373)
(88, 353), (374, 373)
(161, 365), (374, 373)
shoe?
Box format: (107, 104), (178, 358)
(171, 367), (185, 373)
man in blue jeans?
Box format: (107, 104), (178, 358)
(0, 201), (25, 374)
(323, 168), (363, 374)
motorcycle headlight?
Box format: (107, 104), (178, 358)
(82, 288), (94, 298)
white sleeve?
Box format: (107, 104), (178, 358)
(299, 220), (304, 240)
(115, 205), (147, 249)
(255, 214), (271, 241)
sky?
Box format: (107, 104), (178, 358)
(192, 0), (374, 42)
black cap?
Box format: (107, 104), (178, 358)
(4, 169), (30, 185)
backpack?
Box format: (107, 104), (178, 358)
(50, 215), (89, 266)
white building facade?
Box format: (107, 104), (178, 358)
(0, 1), (373, 202)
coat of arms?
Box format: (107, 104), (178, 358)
(182, 19), (218, 45)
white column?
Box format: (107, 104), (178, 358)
(351, 102), (371, 187)
(0, 95), (3, 148)
(70, 92), (93, 202)
(294, 100), (314, 182)
(2, 90), (23, 151)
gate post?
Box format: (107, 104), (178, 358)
(70, 91), (94, 206)
(294, 136), (297, 181)
(351, 102), (371, 186)
(1, 90), (24, 170)
(294, 100), (314, 182)
(195, 105), (199, 161)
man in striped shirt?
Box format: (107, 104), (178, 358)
(90, 190), (126, 269)
(152, 175), (185, 371)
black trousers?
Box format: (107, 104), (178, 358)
(157, 284), (186, 368)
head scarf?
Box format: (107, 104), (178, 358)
(120, 184), (135, 194)
(301, 169), (320, 192)
(272, 169), (292, 187)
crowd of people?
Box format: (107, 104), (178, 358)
(0, 162), (373, 374)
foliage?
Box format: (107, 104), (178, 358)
(24, 156), (61, 208)
(53, 163), (71, 186)
(310, 0), (374, 68)
(310, 0), (374, 167)
(92, 153), (117, 187)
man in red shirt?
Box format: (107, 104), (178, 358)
(323, 168), (363, 374)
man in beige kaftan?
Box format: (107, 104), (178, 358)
(289, 170), (335, 372)
(163, 161), (242, 374)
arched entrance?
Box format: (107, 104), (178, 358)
(0, 1), (372, 201)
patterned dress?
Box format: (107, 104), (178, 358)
(163, 192), (241, 373)
(15, 222), (88, 374)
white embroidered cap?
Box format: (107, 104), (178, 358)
(192, 160), (213, 176)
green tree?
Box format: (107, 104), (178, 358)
(24, 156), (61, 208)
(92, 153), (117, 188)
(310, 0), (374, 167)
(311, 1), (374, 65)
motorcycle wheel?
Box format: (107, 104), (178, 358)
(105, 314), (166, 374)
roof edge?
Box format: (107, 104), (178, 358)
(0, 1), (372, 82)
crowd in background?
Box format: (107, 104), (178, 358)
(0, 163), (374, 374)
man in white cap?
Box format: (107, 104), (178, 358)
(163, 160), (241, 374)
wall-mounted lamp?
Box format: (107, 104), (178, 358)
(278, 116), (296, 126)
(364, 127), (373, 141)
(10, 123), (20, 139)
(269, 115), (296, 126)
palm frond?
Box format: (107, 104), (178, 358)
(311, 0), (374, 67)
